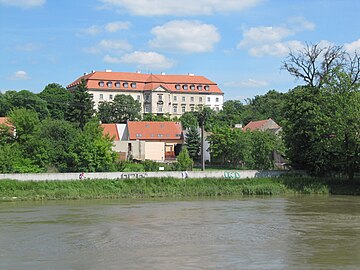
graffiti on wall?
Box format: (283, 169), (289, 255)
(223, 171), (241, 179)
(120, 173), (148, 179)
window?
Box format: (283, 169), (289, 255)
(207, 97), (210, 102)
(107, 81), (112, 88)
(99, 94), (103, 100)
(136, 133), (142, 138)
(204, 85), (210, 91)
(145, 94), (150, 101)
(216, 97), (219, 102)
(123, 82), (129, 88)
(157, 134), (163, 137)
(109, 94), (113, 100)
(190, 96), (194, 102)
(190, 85), (195, 90)
(175, 84), (180, 90)
(182, 106), (186, 113)
(173, 105), (178, 113)
(199, 97), (203, 102)
(115, 81), (120, 88)
(182, 85), (188, 90)
(173, 96), (177, 102)
(131, 82), (136, 88)
(145, 105), (150, 113)
(158, 104), (163, 112)
(190, 106), (195, 112)
(158, 95), (163, 101)
(99, 81), (104, 87)
(137, 95), (141, 101)
(182, 96), (186, 102)
(197, 85), (202, 90)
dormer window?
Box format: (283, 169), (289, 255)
(131, 82), (136, 88)
(190, 85), (195, 90)
(175, 84), (180, 90)
(204, 85), (210, 91)
(123, 82), (129, 88)
(197, 85), (202, 90)
(115, 81), (120, 88)
(99, 81), (104, 87)
(182, 85), (188, 90)
(107, 81), (112, 88)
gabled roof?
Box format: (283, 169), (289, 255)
(101, 124), (120, 140)
(67, 71), (223, 94)
(243, 118), (281, 132)
(127, 121), (183, 140)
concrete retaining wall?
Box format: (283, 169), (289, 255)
(0, 170), (291, 181)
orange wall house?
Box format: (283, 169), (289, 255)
(67, 70), (224, 116)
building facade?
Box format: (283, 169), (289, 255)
(67, 70), (224, 116)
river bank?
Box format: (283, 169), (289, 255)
(1, 176), (359, 201)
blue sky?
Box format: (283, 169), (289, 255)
(1, 0), (360, 101)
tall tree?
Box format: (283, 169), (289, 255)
(179, 112), (198, 130)
(39, 83), (72, 120)
(185, 127), (200, 161)
(98, 94), (141, 123)
(66, 79), (95, 130)
(282, 43), (360, 178)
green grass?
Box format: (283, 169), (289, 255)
(0, 176), (359, 201)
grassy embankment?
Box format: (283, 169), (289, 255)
(0, 176), (359, 201)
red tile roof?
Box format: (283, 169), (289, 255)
(67, 71), (223, 94)
(101, 124), (119, 140)
(127, 121), (183, 140)
(243, 118), (280, 132)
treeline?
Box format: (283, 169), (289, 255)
(0, 43), (359, 178)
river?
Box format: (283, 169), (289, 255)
(0, 195), (359, 269)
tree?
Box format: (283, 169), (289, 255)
(7, 108), (40, 143)
(0, 90), (49, 119)
(179, 112), (198, 130)
(176, 146), (193, 171)
(195, 106), (214, 171)
(66, 79), (95, 130)
(185, 127), (200, 161)
(282, 43), (360, 178)
(39, 83), (72, 120)
(216, 100), (244, 127)
(98, 94), (141, 123)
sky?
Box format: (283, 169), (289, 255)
(1, 0), (360, 101)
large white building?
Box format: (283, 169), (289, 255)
(67, 70), (224, 116)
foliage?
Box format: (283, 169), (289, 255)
(282, 44), (360, 179)
(38, 83), (72, 120)
(175, 146), (193, 171)
(8, 108), (40, 143)
(66, 79), (95, 130)
(216, 100), (244, 127)
(179, 111), (198, 130)
(185, 127), (200, 161)
(0, 90), (49, 119)
(142, 113), (172, 121)
(98, 94), (141, 123)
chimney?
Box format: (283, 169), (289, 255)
(105, 69), (112, 72)
(188, 73), (194, 76)
(161, 72), (166, 75)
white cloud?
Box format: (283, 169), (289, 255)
(9, 71), (31, 80)
(80, 21), (129, 36)
(344, 38), (360, 54)
(224, 78), (269, 88)
(249, 40), (304, 57)
(100, 0), (263, 16)
(238, 18), (315, 57)
(104, 51), (175, 69)
(15, 42), (41, 51)
(105, 21), (130, 32)
(0, 0), (45, 8)
(82, 25), (102, 35)
(84, 39), (132, 54)
(150, 20), (220, 53)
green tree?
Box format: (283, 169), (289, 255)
(176, 146), (193, 171)
(185, 127), (200, 161)
(0, 90), (49, 119)
(179, 112), (198, 130)
(7, 108), (40, 143)
(98, 94), (141, 123)
(217, 100), (244, 127)
(39, 83), (72, 120)
(66, 79), (95, 130)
